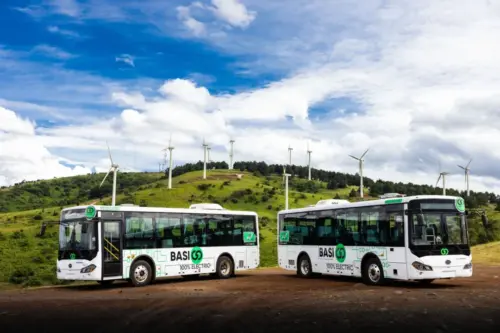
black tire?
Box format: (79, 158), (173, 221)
(130, 260), (153, 287)
(297, 254), (313, 278)
(216, 255), (233, 279)
(362, 257), (385, 286)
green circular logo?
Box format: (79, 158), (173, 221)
(85, 205), (96, 220)
(441, 248), (449, 255)
(69, 253), (76, 260)
(335, 243), (346, 263)
(455, 198), (465, 212)
(191, 247), (203, 264)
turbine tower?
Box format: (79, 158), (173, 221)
(229, 139), (235, 169)
(288, 144), (293, 165)
(283, 165), (291, 210)
(202, 138), (208, 179)
(99, 141), (119, 206)
(307, 142), (312, 181)
(436, 171), (450, 195)
(457, 158), (472, 196)
(167, 135), (174, 190)
(348, 148), (369, 198)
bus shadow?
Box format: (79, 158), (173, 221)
(282, 274), (462, 289)
(60, 273), (252, 291)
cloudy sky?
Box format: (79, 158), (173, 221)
(1, 0), (500, 194)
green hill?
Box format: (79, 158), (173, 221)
(0, 165), (499, 289)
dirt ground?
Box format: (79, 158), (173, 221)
(1, 265), (499, 333)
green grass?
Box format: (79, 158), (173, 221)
(0, 169), (357, 287)
(471, 241), (500, 264)
(0, 168), (499, 289)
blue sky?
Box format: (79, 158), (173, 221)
(2, 0), (500, 194)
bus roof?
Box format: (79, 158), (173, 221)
(277, 194), (463, 215)
(61, 203), (258, 216)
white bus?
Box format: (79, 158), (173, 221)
(54, 203), (260, 287)
(277, 194), (473, 285)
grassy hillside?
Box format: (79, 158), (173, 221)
(0, 169), (361, 288)
(0, 168), (498, 289)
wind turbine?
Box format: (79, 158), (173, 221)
(99, 141), (119, 206)
(348, 148), (369, 198)
(288, 144), (293, 165)
(307, 142), (312, 181)
(283, 165), (291, 210)
(436, 171), (449, 196)
(202, 138), (208, 179)
(229, 139), (235, 169)
(166, 135), (174, 190)
(458, 158), (472, 196)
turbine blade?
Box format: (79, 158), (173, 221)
(100, 168), (112, 187)
(457, 165), (465, 170)
(361, 148), (370, 159)
(348, 155), (359, 160)
(466, 158), (472, 168)
(436, 174), (442, 186)
(106, 141), (114, 165)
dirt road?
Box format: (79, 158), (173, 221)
(1, 265), (499, 333)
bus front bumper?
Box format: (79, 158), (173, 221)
(57, 260), (101, 281)
(409, 260), (473, 280)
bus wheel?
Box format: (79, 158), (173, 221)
(130, 260), (153, 287)
(362, 257), (385, 286)
(216, 256), (233, 279)
(297, 255), (313, 278)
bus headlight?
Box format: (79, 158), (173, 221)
(463, 262), (472, 269)
(80, 264), (96, 273)
(412, 261), (433, 271)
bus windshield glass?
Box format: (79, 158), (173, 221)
(410, 202), (468, 246)
(59, 220), (97, 251)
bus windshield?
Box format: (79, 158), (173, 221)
(59, 220), (97, 251)
(410, 211), (467, 246)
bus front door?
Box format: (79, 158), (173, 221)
(102, 220), (122, 277)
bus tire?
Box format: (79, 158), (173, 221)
(216, 255), (233, 279)
(362, 257), (385, 286)
(130, 260), (153, 287)
(297, 254), (313, 278)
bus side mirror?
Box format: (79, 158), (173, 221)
(39, 223), (47, 237)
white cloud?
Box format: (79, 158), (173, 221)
(32, 44), (74, 59)
(0, 107), (92, 186)
(115, 54), (135, 67)
(4, 0), (500, 197)
(177, 5), (207, 37)
(209, 0), (257, 28)
(47, 25), (82, 38)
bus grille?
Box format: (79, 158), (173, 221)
(288, 259), (295, 266)
(238, 260), (244, 268)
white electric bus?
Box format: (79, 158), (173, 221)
(54, 203), (260, 287)
(277, 195), (473, 285)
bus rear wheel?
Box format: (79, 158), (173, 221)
(297, 254), (313, 278)
(130, 260), (153, 287)
(216, 256), (233, 279)
(362, 257), (385, 286)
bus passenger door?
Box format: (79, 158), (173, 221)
(102, 220), (122, 277)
